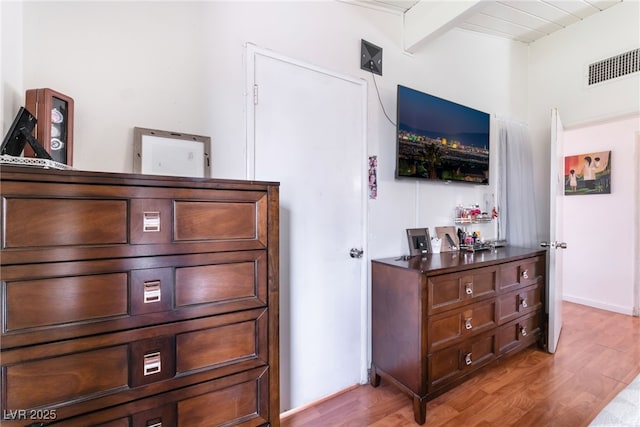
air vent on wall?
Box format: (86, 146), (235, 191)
(588, 48), (640, 85)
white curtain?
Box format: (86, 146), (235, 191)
(496, 118), (539, 248)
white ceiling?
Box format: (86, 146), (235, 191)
(363, 0), (623, 44)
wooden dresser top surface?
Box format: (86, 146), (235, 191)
(373, 246), (545, 275)
(0, 165), (279, 189)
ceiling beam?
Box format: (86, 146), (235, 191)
(403, 0), (486, 52)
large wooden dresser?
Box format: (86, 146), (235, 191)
(371, 247), (546, 424)
(0, 166), (279, 426)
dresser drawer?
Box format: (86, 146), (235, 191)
(428, 330), (496, 393)
(129, 198), (267, 245)
(1, 309), (268, 418)
(496, 311), (542, 355)
(2, 272), (129, 333)
(428, 266), (497, 315)
(496, 283), (543, 325)
(1, 368), (270, 427)
(498, 256), (544, 293)
(177, 368), (269, 427)
(428, 299), (496, 352)
(1, 251), (267, 349)
(2, 197), (128, 249)
(4, 345), (130, 410)
(1, 183), (269, 265)
(176, 317), (266, 375)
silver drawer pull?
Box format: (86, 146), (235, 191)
(465, 283), (473, 296)
(147, 423), (162, 427)
(143, 211), (161, 232)
(143, 280), (162, 303)
(520, 326), (528, 337)
(520, 296), (528, 308)
(143, 352), (162, 376)
(465, 318), (473, 330)
(521, 269), (529, 279)
(464, 353), (472, 366)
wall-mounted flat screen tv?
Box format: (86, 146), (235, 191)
(396, 85), (490, 184)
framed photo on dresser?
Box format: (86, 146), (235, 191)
(406, 228), (432, 256)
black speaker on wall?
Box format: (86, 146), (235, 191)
(361, 39), (382, 76)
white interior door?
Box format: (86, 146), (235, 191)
(544, 108), (567, 353)
(246, 45), (367, 411)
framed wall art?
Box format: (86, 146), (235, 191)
(24, 88), (74, 165)
(564, 150), (611, 195)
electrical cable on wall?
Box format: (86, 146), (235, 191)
(370, 71), (396, 127)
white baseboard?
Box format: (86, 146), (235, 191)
(280, 384), (360, 419)
(563, 295), (634, 316)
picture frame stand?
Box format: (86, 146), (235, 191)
(406, 228), (432, 256)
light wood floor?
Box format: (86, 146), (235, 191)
(281, 302), (640, 426)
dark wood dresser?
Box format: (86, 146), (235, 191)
(0, 166), (280, 426)
(371, 247), (545, 424)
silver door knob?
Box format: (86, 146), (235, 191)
(541, 241), (568, 249)
(349, 248), (364, 258)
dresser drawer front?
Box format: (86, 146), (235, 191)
(131, 197), (268, 245)
(497, 311), (542, 355)
(498, 256), (544, 292)
(174, 198), (266, 243)
(11, 368), (270, 427)
(496, 283), (543, 325)
(1, 251), (267, 349)
(3, 273), (128, 332)
(3, 197), (128, 249)
(175, 257), (264, 308)
(428, 300), (497, 352)
(428, 266), (497, 315)
(1, 183), (269, 265)
(4, 345), (129, 409)
(177, 369), (269, 427)
(176, 312), (268, 373)
(428, 331), (496, 392)
(1, 309), (267, 417)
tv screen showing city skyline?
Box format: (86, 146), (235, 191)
(396, 85), (490, 184)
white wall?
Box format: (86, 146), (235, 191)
(20, 2), (212, 172)
(527, 1), (639, 319)
(370, 27), (527, 256)
(528, 1), (640, 243)
(562, 115), (639, 315)
(1, 0), (23, 131)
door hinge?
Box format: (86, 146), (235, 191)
(253, 84), (259, 105)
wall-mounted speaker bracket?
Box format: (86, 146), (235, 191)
(361, 39), (382, 76)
